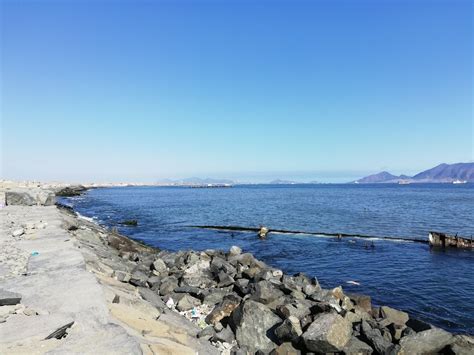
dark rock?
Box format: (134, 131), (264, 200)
(402, 327), (416, 337)
(174, 286), (202, 298)
(176, 294), (201, 311)
(218, 270), (235, 287)
(44, 321), (75, 340)
(343, 337), (373, 355)
(387, 322), (405, 341)
(251, 280), (285, 305)
(276, 301), (311, 320)
(0, 289), (22, 306)
(302, 313), (352, 352)
(399, 328), (454, 354)
(56, 185), (86, 197)
(230, 300), (281, 353)
(129, 269), (149, 287)
(146, 275), (161, 289)
(120, 220), (138, 226)
(406, 317), (433, 332)
(234, 278), (250, 296)
(211, 257), (237, 277)
(360, 320), (393, 354)
(206, 294), (241, 325)
(203, 288), (233, 305)
(274, 315), (303, 343)
(197, 326), (216, 340)
(347, 293), (372, 314)
(159, 276), (179, 296)
(213, 325), (236, 343)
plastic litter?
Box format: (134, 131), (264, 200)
(31, 251), (39, 256)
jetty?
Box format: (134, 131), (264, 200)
(429, 231), (474, 249)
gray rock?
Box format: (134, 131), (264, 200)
(270, 342), (301, 355)
(213, 325), (235, 343)
(0, 289), (22, 306)
(251, 280), (285, 304)
(129, 269), (149, 287)
(176, 294), (201, 311)
(146, 275), (161, 289)
(114, 270), (131, 283)
(203, 288), (233, 305)
(206, 294), (241, 325)
(274, 315), (302, 342)
(159, 276), (179, 296)
(137, 287), (165, 311)
(343, 337), (373, 355)
(379, 306), (409, 327)
(302, 313), (352, 352)
(276, 301), (311, 320)
(229, 245), (242, 256)
(347, 293), (372, 313)
(218, 270), (235, 287)
(5, 191), (36, 206)
(234, 278), (250, 296)
(152, 258), (167, 273)
(230, 300), (281, 353)
(449, 334), (474, 355)
(399, 328), (454, 354)
(198, 326), (216, 339)
(360, 320), (393, 354)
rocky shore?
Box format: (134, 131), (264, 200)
(1, 184), (473, 354)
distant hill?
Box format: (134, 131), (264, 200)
(353, 162), (474, 184)
(412, 163), (474, 182)
(157, 177), (235, 185)
(354, 171), (405, 184)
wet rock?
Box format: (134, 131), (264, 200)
(230, 300), (281, 353)
(274, 315), (303, 343)
(399, 328), (454, 354)
(347, 293), (372, 314)
(343, 337), (373, 355)
(206, 294), (241, 325)
(0, 289), (22, 306)
(406, 317), (432, 332)
(302, 313), (352, 353)
(229, 245), (242, 256)
(176, 294), (201, 311)
(251, 280), (285, 304)
(379, 306), (409, 327)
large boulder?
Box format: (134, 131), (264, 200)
(5, 191), (36, 206)
(55, 185), (86, 197)
(251, 280), (285, 304)
(399, 328), (454, 354)
(379, 306), (409, 327)
(230, 300), (282, 352)
(343, 337), (373, 355)
(302, 313), (352, 352)
(347, 293), (372, 314)
(176, 294), (201, 311)
(360, 320), (393, 354)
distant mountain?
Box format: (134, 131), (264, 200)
(158, 177), (235, 185)
(354, 171), (407, 184)
(353, 162), (474, 184)
(412, 163), (474, 183)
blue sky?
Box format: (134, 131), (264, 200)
(1, 0), (472, 182)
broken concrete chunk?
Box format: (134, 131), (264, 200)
(0, 289), (22, 306)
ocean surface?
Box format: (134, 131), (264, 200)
(61, 184), (474, 334)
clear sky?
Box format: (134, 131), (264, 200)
(1, 0), (472, 183)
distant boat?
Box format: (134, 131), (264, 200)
(452, 180), (467, 184)
(398, 180), (411, 185)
